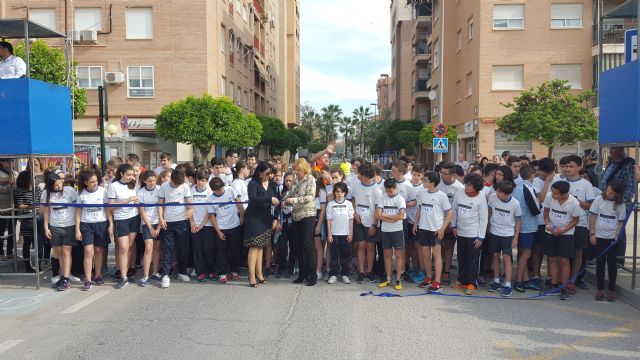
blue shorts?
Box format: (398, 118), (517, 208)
(80, 221), (109, 248)
(115, 215), (140, 238)
(518, 232), (535, 250)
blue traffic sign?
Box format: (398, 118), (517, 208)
(433, 138), (448, 153)
(625, 29), (637, 63)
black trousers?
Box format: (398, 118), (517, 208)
(192, 226), (215, 275)
(457, 236), (481, 287)
(330, 235), (350, 277)
(216, 226), (242, 274)
(595, 238), (618, 291)
(276, 221), (295, 273)
(291, 216), (316, 280)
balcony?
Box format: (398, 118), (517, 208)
(414, 79), (431, 100)
(413, 40), (431, 64)
(413, 3), (432, 27)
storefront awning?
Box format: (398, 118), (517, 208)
(0, 19), (66, 39)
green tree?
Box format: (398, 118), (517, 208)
(497, 80), (597, 157)
(156, 95), (262, 161)
(14, 40), (87, 119)
(319, 104), (342, 143)
(352, 106), (373, 156)
(290, 127), (311, 149)
(257, 115), (292, 156)
(337, 116), (356, 156)
(419, 123), (458, 148)
(369, 119), (423, 155)
(396, 130), (421, 156)
(299, 102), (319, 138)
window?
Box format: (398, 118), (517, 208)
(220, 25), (226, 53)
(126, 7), (153, 39)
(493, 4), (524, 29)
(492, 65), (524, 90)
(457, 29), (462, 51)
(551, 3), (582, 28)
(433, 40), (439, 68)
(127, 66), (154, 97)
(221, 76), (227, 96)
(432, 86), (439, 116)
(550, 64), (582, 89)
(75, 8), (102, 31)
(466, 72), (473, 96)
(229, 81), (235, 101)
(467, 17), (474, 40)
(30, 8), (56, 30)
(236, 86), (241, 104)
(76, 66), (102, 89)
(456, 80), (462, 101)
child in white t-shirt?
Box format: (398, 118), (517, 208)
(376, 178), (406, 290)
(413, 171), (452, 293)
(137, 170), (162, 284)
(190, 169), (215, 282)
(325, 182), (354, 284)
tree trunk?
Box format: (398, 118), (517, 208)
(199, 147), (210, 165)
(547, 146), (553, 158)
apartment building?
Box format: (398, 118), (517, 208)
(1, 0), (300, 166)
(389, 0), (413, 120)
(376, 74), (391, 119)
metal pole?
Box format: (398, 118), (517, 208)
(438, 0), (445, 163)
(98, 86), (106, 175)
(633, 141), (639, 289)
(31, 154), (39, 289)
(24, 18), (30, 78)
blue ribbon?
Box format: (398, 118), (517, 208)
(36, 201), (249, 208)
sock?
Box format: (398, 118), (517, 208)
(51, 257), (60, 277)
(494, 277), (500, 284)
(505, 281), (512, 287)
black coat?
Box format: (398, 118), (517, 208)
(244, 178), (280, 240)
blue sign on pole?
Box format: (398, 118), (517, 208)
(433, 138), (448, 153)
(625, 29), (637, 63)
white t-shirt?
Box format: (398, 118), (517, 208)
(488, 194), (522, 237)
(314, 188), (328, 210)
(153, 163), (177, 176)
(352, 181), (382, 228)
(191, 185), (213, 227)
(375, 179), (385, 192)
(107, 181), (139, 220)
(326, 199), (354, 236)
(207, 186), (240, 230)
(542, 194), (581, 235)
(416, 189), (451, 231)
(78, 187), (107, 223)
(346, 174), (359, 189)
(590, 195), (626, 239)
(231, 178), (249, 209)
(566, 177), (595, 228)
(208, 173), (231, 186)
(404, 172), (413, 182)
(405, 182), (423, 224)
(533, 175), (562, 225)
(42, 187), (77, 227)
(451, 189), (488, 239)
(377, 193), (406, 233)
(158, 182), (192, 223)
(437, 180), (464, 227)
(481, 185), (494, 199)
(137, 186), (160, 225)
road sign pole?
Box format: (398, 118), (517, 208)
(98, 86), (106, 175)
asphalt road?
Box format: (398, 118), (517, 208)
(1, 272), (639, 360)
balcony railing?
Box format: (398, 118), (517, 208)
(415, 79), (429, 92)
(415, 3), (431, 17)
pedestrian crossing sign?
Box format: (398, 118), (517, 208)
(433, 138), (448, 153)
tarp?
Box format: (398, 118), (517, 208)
(0, 19), (66, 39)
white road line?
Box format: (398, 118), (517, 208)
(0, 340), (24, 354)
(61, 290), (111, 314)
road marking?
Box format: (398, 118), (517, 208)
(61, 290), (110, 314)
(540, 302), (629, 322)
(0, 340), (24, 354)
(497, 340), (522, 360)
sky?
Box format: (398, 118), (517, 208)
(300, 0), (391, 117)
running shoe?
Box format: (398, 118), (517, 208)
(401, 272), (414, 283)
(150, 273), (162, 282)
(465, 284), (478, 296)
(560, 289), (570, 300)
(428, 281), (442, 293)
(327, 276), (337, 284)
(594, 290), (605, 301)
(316, 272), (323, 281)
(567, 283), (577, 295)
(177, 273), (190, 282)
(208, 273), (217, 280)
(394, 280), (403, 290)
(82, 281), (92, 291)
(606, 291), (617, 302)
(218, 274), (228, 284)
(68, 275), (81, 283)
(524, 281), (542, 291)
(231, 272), (240, 281)
(514, 282), (525, 293)
(161, 275), (170, 289)
(198, 274), (206, 282)
(341, 276), (351, 284)
(356, 272), (365, 284)
(419, 277), (432, 289)
(50, 275), (61, 287)
(364, 273), (376, 283)
(502, 286), (513, 297)
(378, 280), (391, 288)
(127, 268), (137, 278)
(138, 277), (149, 287)
(441, 272), (451, 286)
(57, 278), (71, 291)
(93, 276), (105, 286)
(113, 270), (122, 282)
(189, 268), (197, 277)
(489, 282), (501, 292)
(115, 278), (128, 289)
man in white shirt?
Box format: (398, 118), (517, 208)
(153, 152), (177, 175)
(456, 153), (469, 174)
(0, 42), (26, 79)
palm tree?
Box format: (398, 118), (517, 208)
(352, 106), (373, 156)
(319, 104), (342, 143)
(338, 116), (356, 157)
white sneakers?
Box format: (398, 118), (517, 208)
(161, 275), (170, 288)
(50, 275), (61, 286)
(316, 272), (323, 280)
(342, 276), (351, 284)
(177, 273), (190, 282)
(68, 275), (81, 283)
(328, 276), (337, 284)
(328, 275), (351, 284)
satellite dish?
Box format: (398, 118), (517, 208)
(427, 90), (437, 100)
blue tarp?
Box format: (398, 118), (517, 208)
(0, 78), (73, 155)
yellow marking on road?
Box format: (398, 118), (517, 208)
(497, 340), (522, 360)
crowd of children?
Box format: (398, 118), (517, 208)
(5, 149), (628, 302)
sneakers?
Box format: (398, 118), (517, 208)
(198, 274), (206, 282)
(378, 280), (392, 288)
(419, 277), (432, 289)
(560, 289), (570, 300)
(316, 272), (323, 281)
(465, 284), (478, 296)
(394, 280), (403, 290)
(208, 273), (217, 281)
(177, 273), (190, 282)
(356, 272), (365, 284)
(138, 277), (149, 287)
(364, 273), (376, 283)
(489, 282), (501, 292)
(342, 276), (351, 284)
(441, 272), (451, 286)
(231, 272), (240, 281)
(524, 280), (542, 291)
(567, 283), (577, 295)
(50, 275), (61, 287)
(606, 291), (616, 302)
(218, 274), (228, 284)
(82, 281), (92, 291)
(502, 286), (513, 297)
(161, 275), (170, 288)
(401, 272), (414, 283)
(327, 276), (337, 284)
(428, 281), (442, 293)
(189, 268), (197, 277)
(115, 278), (128, 289)
(68, 275), (81, 283)
(595, 290), (605, 301)
(93, 276), (105, 286)
(57, 278), (71, 291)
(151, 273), (162, 282)
(514, 282), (525, 293)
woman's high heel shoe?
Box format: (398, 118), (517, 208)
(249, 282), (258, 288)
(258, 278), (266, 284)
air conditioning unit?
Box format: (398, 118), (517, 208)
(105, 72), (125, 84)
(70, 30), (81, 42)
(81, 30), (98, 43)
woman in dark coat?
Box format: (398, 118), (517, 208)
(244, 161), (280, 287)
